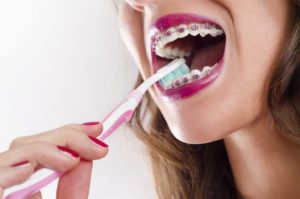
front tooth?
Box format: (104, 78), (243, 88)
(177, 24), (189, 38)
(157, 47), (175, 59)
(164, 47), (174, 58)
(199, 28), (209, 37)
(171, 47), (180, 57)
(165, 27), (178, 43)
(189, 23), (200, 36)
(178, 50), (185, 58)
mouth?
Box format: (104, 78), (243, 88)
(149, 13), (226, 101)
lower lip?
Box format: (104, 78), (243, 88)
(155, 57), (224, 101)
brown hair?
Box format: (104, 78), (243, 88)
(127, 1), (300, 198)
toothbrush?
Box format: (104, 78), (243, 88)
(3, 58), (189, 199)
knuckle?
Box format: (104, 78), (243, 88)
(10, 136), (29, 148)
(56, 159), (77, 171)
(62, 124), (82, 132)
(62, 124), (84, 136)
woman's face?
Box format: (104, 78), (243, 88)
(118, 0), (292, 144)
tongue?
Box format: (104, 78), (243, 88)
(190, 40), (225, 71)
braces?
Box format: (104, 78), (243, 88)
(153, 23), (224, 56)
(163, 63), (218, 89)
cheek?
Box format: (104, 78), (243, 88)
(118, 2), (150, 79)
(233, 0), (290, 81)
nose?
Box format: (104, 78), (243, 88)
(124, 0), (169, 11)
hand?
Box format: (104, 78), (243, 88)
(0, 122), (108, 199)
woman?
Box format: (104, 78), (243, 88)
(1, 0), (300, 198)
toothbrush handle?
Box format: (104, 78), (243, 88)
(3, 169), (62, 199)
(3, 91), (140, 199)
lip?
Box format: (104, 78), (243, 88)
(148, 13), (226, 101)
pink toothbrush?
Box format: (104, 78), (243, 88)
(3, 58), (188, 199)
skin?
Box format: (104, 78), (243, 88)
(119, 0), (300, 198)
(0, 123), (108, 199)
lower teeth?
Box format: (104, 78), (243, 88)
(164, 63), (218, 89)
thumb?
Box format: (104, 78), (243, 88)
(56, 160), (93, 199)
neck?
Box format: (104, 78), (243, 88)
(224, 114), (300, 199)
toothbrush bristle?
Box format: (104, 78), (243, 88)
(159, 64), (190, 88)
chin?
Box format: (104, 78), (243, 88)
(164, 118), (231, 144)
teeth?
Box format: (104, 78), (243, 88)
(172, 48), (180, 57)
(199, 29), (209, 37)
(191, 69), (202, 80)
(162, 63), (218, 89)
(182, 73), (193, 84)
(177, 24), (189, 38)
(165, 47), (173, 56)
(156, 46), (191, 60)
(189, 23), (200, 36)
(164, 27), (178, 44)
(209, 27), (222, 37)
(154, 22), (224, 59)
(179, 50), (185, 58)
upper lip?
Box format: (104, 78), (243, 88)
(147, 13), (224, 70)
(148, 13), (222, 34)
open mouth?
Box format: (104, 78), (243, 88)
(149, 14), (226, 101)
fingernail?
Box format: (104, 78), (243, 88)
(11, 161), (30, 168)
(88, 136), (108, 148)
(82, 122), (100, 126)
(57, 146), (80, 158)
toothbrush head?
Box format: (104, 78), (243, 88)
(136, 58), (189, 94)
(159, 63), (190, 89)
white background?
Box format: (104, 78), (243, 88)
(0, 1), (157, 198)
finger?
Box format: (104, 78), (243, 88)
(0, 142), (80, 172)
(28, 192), (42, 199)
(10, 123), (103, 149)
(57, 160), (93, 199)
(9, 124), (108, 161)
(12, 125), (108, 160)
(32, 133), (109, 161)
(80, 122), (103, 137)
(0, 162), (34, 189)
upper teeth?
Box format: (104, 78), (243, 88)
(156, 47), (191, 60)
(154, 23), (224, 59)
